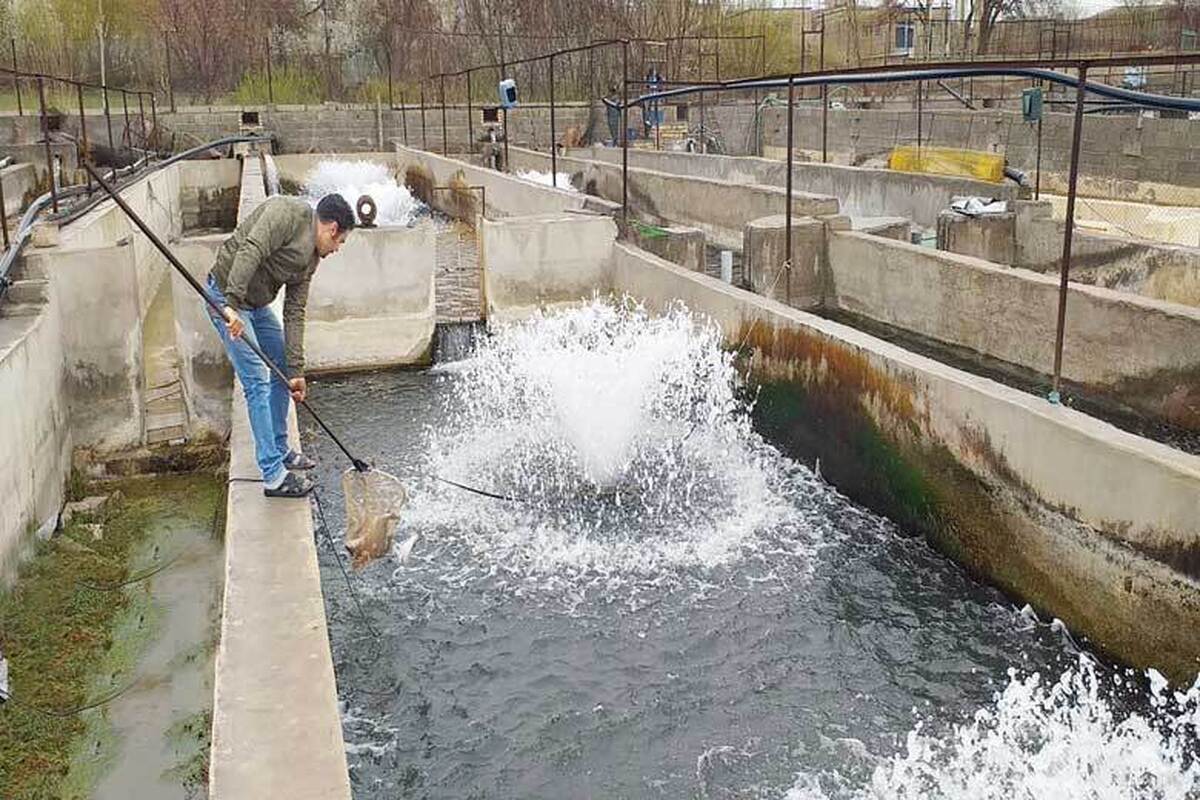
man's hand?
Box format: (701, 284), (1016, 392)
(223, 306), (245, 339)
(289, 376), (307, 403)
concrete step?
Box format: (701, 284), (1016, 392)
(146, 424), (188, 445)
(145, 380), (184, 404)
(4, 279), (49, 305)
(0, 301), (45, 318)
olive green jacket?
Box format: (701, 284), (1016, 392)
(208, 196), (318, 377)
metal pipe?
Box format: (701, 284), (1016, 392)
(386, 46), (394, 108)
(150, 93), (158, 154)
(138, 92), (147, 149)
(420, 83), (427, 150)
(103, 83), (115, 149)
(37, 77), (58, 213)
(466, 71), (474, 155)
(0, 167), (8, 249)
(785, 75), (795, 306)
(1051, 64), (1088, 401)
(9, 39), (20, 116)
(121, 90), (130, 147)
(549, 54), (557, 188)
(76, 82), (89, 161)
(400, 90), (408, 146)
(165, 37), (175, 113)
(622, 39), (629, 223)
(266, 35), (274, 105)
(440, 74), (448, 156)
(917, 79), (924, 153)
(1035, 92), (1044, 199)
(822, 83), (829, 163)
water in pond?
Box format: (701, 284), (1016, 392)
(302, 160), (425, 226)
(303, 300), (1200, 800)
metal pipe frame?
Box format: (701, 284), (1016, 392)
(1051, 64), (1089, 401)
(36, 76), (58, 212)
(785, 76), (795, 306)
(549, 53), (557, 187)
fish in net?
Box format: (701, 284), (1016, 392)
(342, 467), (411, 570)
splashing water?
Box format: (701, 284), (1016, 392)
(515, 169), (578, 192)
(410, 298), (810, 595)
(786, 655), (1200, 800)
(303, 160), (425, 225)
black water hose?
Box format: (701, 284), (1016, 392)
(80, 160), (370, 473)
(0, 135), (271, 303)
(1004, 166), (1031, 187)
(606, 65), (1200, 114)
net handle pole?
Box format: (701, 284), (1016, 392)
(81, 160), (369, 472)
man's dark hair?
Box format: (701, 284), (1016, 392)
(316, 194), (356, 234)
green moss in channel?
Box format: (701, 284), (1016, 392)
(0, 475), (222, 800)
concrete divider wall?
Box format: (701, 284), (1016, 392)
(173, 234), (234, 437)
(561, 145), (1017, 229)
(2, 162), (37, 217)
(178, 159), (241, 232)
(829, 230), (1200, 429)
(0, 300), (70, 585)
(612, 241), (1200, 683)
(481, 214), (618, 321)
(508, 147), (839, 250)
(22, 243), (146, 450)
(392, 146), (618, 218)
(307, 225), (437, 370)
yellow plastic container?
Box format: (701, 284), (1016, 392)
(888, 146), (1005, 183)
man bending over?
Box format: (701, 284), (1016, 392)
(206, 193), (355, 498)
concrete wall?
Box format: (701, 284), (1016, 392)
(480, 213), (617, 321)
(829, 230), (1200, 429)
(733, 104), (1200, 201)
(1044, 193), (1200, 248)
(612, 241), (1200, 683)
(562, 145), (1017, 229)
(0, 301), (70, 585)
(937, 209), (1016, 265)
(178, 159), (241, 232)
(392, 147), (619, 218)
(1, 162), (37, 217)
(172, 234), (233, 437)
(307, 225), (437, 370)
(144, 103), (594, 156)
(509, 146), (840, 250)
(22, 243), (146, 450)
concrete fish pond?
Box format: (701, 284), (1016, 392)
(301, 300), (1200, 799)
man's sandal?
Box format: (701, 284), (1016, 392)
(264, 472), (314, 498)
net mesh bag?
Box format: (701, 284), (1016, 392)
(342, 467), (409, 570)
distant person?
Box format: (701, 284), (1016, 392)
(643, 67), (663, 137)
(206, 194), (355, 498)
(605, 84), (622, 146)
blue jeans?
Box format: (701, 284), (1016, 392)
(205, 274), (291, 485)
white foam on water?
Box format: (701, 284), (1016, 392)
(303, 160), (425, 225)
(399, 298), (824, 603)
(785, 655), (1200, 800)
(515, 169), (578, 192)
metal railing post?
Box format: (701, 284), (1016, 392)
(440, 74), (448, 156)
(9, 39), (20, 116)
(138, 92), (147, 149)
(466, 71), (474, 155)
(103, 83), (114, 149)
(121, 89), (130, 147)
(549, 54), (557, 187)
(386, 46), (394, 108)
(165, 37), (175, 113)
(1051, 64), (1088, 401)
(0, 170), (9, 249)
(822, 83), (829, 163)
(785, 75), (795, 306)
(420, 83), (428, 150)
(266, 35), (274, 105)
(622, 39), (629, 222)
(400, 90), (408, 146)
(76, 82), (91, 190)
(150, 93), (158, 153)
(37, 77), (58, 212)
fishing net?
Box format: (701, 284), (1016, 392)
(342, 467), (410, 570)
